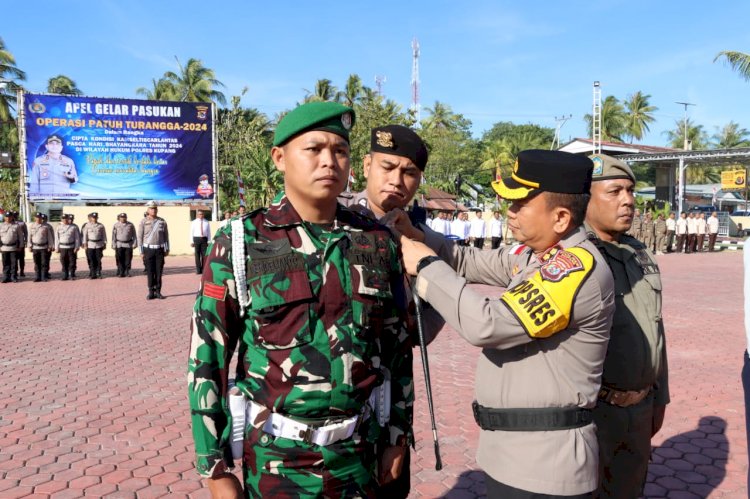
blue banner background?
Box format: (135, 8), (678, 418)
(24, 93), (214, 201)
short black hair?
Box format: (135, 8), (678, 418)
(545, 192), (590, 228)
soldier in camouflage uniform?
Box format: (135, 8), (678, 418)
(585, 155), (669, 499)
(28, 212), (55, 281)
(188, 102), (413, 498)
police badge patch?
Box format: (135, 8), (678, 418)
(540, 248), (585, 282)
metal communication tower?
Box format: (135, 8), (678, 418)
(551, 114), (572, 150)
(375, 75), (386, 95)
(592, 81), (602, 154)
(411, 38), (420, 124)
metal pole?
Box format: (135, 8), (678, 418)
(677, 157), (685, 216)
(412, 287), (442, 471)
(210, 102), (219, 221)
(16, 89), (30, 222)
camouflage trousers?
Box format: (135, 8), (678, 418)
(241, 426), (378, 498)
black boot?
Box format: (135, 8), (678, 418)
(147, 288), (155, 300)
(62, 273), (69, 281)
(34, 274), (42, 282)
(155, 289), (165, 299)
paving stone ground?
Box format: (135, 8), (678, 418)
(0, 250), (746, 498)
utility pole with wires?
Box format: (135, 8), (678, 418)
(374, 75), (386, 96)
(551, 114), (572, 150)
(675, 101), (695, 150)
(411, 38), (421, 125)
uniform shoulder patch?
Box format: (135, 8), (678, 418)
(203, 282), (227, 301)
(501, 246), (595, 339)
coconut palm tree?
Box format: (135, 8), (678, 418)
(336, 74), (362, 107)
(422, 101), (459, 130)
(664, 118), (709, 150)
(0, 37), (26, 122)
(712, 121), (750, 149)
(136, 78), (179, 101)
(623, 91), (658, 142)
(480, 132), (549, 179)
(714, 51), (750, 81)
(47, 75), (83, 96)
(304, 78), (337, 103)
(584, 95), (627, 142)
(164, 57), (226, 105)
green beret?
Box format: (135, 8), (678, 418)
(589, 154), (635, 183)
(273, 101), (355, 147)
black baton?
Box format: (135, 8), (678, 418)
(412, 286), (443, 470)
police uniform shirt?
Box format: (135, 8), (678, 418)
(29, 222), (55, 250)
(138, 217), (170, 251)
(112, 221), (137, 248)
(0, 222), (23, 252)
(82, 222), (107, 249)
(30, 154), (77, 193)
(415, 226), (615, 495)
(56, 224), (81, 250)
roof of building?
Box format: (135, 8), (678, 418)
(558, 138), (679, 155)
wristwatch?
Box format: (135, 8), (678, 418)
(416, 255), (441, 274)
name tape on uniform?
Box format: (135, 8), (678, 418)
(501, 247), (594, 338)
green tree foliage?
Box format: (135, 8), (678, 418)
(0, 36), (25, 123)
(479, 122), (554, 180)
(303, 79), (338, 103)
(664, 118), (709, 150)
(336, 74), (362, 108)
(46, 75), (83, 96)
(714, 51), (750, 81)
(0, 37), (24, 211)
(136, 78), (179, 101)
(584, 95), (627, 142)
(164, 57), (226, 105)
(623, 91), (657, 142)
(712, 121), (750, 148)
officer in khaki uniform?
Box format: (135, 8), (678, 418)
(629, 208), (642, 241)
(28, 212), (55, 281)
(1, 211), (24, 283)
(112, 213), (137, 277)
(82, 212), (107, 279)
(394, 150), (615, 498)
(641, 212), (655, 252)
(654, 213), (667, 255)
(56, 214), (81, 280)
(585, 154), (669, 499)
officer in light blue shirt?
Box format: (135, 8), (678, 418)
(30, 134), (78, 196)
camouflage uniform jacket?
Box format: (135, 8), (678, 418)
(188, 193), (414, 478)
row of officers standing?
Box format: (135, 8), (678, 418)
(630, 210), (720, 254)
(0, 201), (169, 299)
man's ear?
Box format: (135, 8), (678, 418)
(363, 154), (372, 179)
(271, 146), (285, 173)
(553, 206), (573, 235)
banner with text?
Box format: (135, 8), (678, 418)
(23, 93), (214, 201)
(721, 169), (746, 191)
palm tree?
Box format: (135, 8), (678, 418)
(47, 75), (83, 96)
(712, 121), (750, 149)
(422, 101), (458, 130)
(164, 57), (227, 105)
(336, 74), (362, 107)
(0, 37), (26, 122)
(480, 133), (549, 179)
(714, 51), (750, 81)
(584, 95), (627, 142)
(664, 118), (708, 150)
(623, 91), (658, 142)
(136, 78), (179, 101)
(304, 78), (337, 103)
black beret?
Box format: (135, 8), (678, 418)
(492, 150), (593, 200)
(370, 125), (428, 171)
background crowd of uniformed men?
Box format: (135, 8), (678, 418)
(629, 209), (721, 254)
(0, 206), (169, 292)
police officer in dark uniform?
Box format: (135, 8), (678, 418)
(82, 212), (107, 279)
(14, 212), (28, 278)
(28, 212), (55, 281)
(112, 213), (137, 277)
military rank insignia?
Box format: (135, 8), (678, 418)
(202, 282), (227, 301)
(501, 247), (594, 338)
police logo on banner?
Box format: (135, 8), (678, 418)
(196, 106), (209, 120)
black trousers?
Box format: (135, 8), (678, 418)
(116, 247), (133, 275)
(32, 249), (51, 278)
(59, 248), (75, 276)
(485, 474), (592, 499)
(86, 247), (103, 276)
(143, 247), (165, 292)
(491, 236), (503, 249)
(743, 351), (750, 493)
(473, 238), (485, 249)
(16, 249), (25, 273)
(193, 237), (208, 273)
(2, 251), (17, 280)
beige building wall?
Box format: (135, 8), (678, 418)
(63, 205), (221, 257)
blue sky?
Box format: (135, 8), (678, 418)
(5, 0), (750, 145)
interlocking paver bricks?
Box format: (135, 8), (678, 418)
(0, 252), (748, 497)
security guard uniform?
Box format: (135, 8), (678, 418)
(56, 215), (81, 280)
(187, 103), (414, 498)
(413, 150), (615, 497)
(585, 154), (669, 499)
(630, 213), (642, 241)
(28, 213), (55, 281)
(655, 215), (667, 254)
(112, 214), (137, 277)
(82, 213), (107, 278)
(1, 213), (23, 283)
